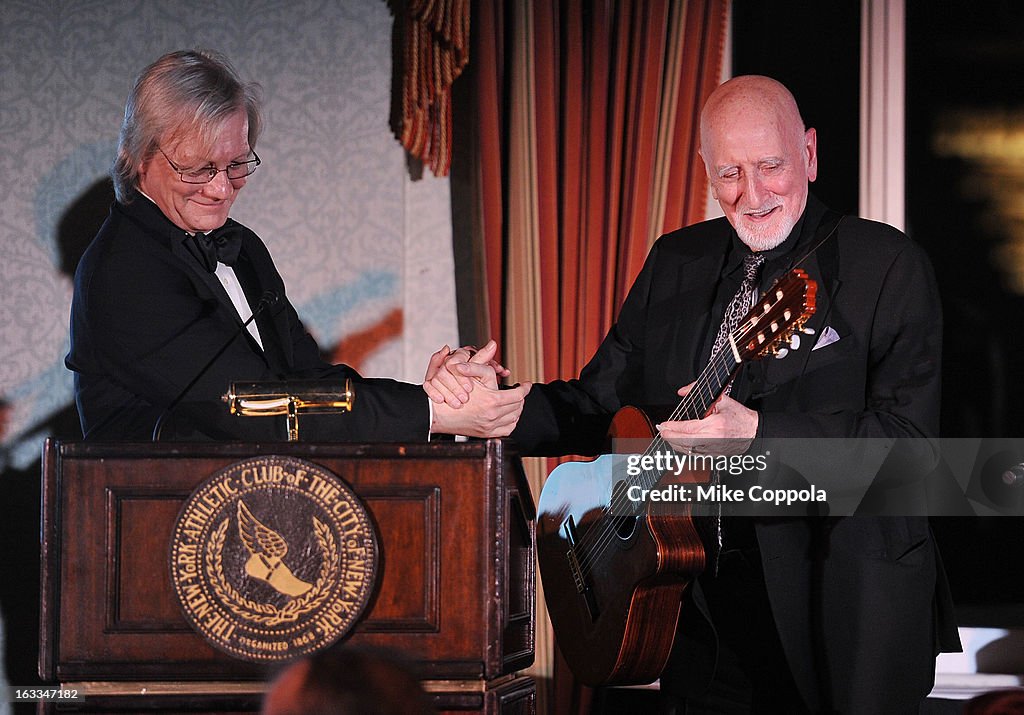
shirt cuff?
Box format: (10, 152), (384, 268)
(427, 396), (435, 441)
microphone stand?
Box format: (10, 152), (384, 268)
(151, 290), (278, 441)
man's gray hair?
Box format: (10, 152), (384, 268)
(113, 49), (263, 202)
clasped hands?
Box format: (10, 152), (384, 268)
(423, 340), (531, 438)
(422, 345), (758, 452)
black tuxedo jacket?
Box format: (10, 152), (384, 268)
(511, 195), (960, 711)
(67, 196), (428, 442)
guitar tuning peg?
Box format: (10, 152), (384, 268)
(802, 327), (816, 335)
(789, 333), (801, 351)
(774, 347), (790, 359)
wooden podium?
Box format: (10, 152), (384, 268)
(40, 439), (536, 713)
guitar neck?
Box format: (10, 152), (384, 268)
(634, 267), (816, 481)
(639, 348), (738, 463)
(668, 348), (737, 423)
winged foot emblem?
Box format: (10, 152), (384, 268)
(236, 500), (313, 597)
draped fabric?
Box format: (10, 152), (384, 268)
(453, 1), (730, 709)
(468, 0), (728, 384)
(392, 0), (471, 176)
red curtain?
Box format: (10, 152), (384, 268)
(469, 0), (728, 385)
(457, 1), (729, 710)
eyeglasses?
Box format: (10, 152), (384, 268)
(159, 147), (261, 184)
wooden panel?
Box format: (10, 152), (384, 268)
(53, 457), (240, 680)
(108, 489), (191, 630)
(40, 440), (535, 683)
(359, 488), (441, 630)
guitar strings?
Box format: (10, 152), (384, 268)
(570, 343), (736, 575)
(569, 327), (739, 574)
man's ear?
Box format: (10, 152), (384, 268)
(804, 127), (818, 183)
(698, 148), (718, 199)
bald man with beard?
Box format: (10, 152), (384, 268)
(432, 75), (961, 712)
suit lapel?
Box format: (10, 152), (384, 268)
(170, 234), (240, 315)
(681, 253), (728, 381)
(232, 251), (290, 374)
(171, 230), (283, 372)
(658, 230), (730, 394)
(122, 197), (282, 370)
(753, 204), (847, 396)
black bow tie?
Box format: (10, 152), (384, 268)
(190, 225), (243, 272)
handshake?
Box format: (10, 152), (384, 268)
(421, 340), (531, 439)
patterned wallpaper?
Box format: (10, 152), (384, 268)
(0, 0), (458, 688)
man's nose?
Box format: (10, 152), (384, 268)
(202, 170), (234, 197)
(742, 172), (766, 204)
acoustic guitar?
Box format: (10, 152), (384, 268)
(536, 268), (817, 686)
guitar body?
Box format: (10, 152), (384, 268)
(536, 269), (817, 687)
(536, 407), (707, 686)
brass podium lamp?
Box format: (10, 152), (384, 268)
(223, 379), (354, 441)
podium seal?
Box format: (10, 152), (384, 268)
(169, 456), (378, 662)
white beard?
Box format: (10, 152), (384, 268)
(735, 213), (797, 251)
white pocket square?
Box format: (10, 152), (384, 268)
(812, 326), (841, 351)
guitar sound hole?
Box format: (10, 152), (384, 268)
(614, 515), (639, 541)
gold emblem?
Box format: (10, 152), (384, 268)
(237, 501), (314, 597)
(170, 456), (378, 662)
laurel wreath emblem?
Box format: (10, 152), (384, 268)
(206, 515), (341, 627)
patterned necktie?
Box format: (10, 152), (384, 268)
(710, 252), (766, 388)
(706, 251), (765, 568)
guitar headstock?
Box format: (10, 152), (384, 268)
(734, 268), (817, 362)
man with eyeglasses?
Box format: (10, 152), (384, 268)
(66, 49), (526, 442)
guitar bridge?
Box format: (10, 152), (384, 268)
(566, 547), (586, 594)
(563, 515), (600, 620)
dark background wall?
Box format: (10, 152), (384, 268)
(732, 0), (861, 215)
(734, 0), (1024, 626)
(906, 1), (1024, 625)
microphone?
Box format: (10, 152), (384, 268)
(152, 290), (280, 441)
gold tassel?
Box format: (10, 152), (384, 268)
(396, 0), (469, 176)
